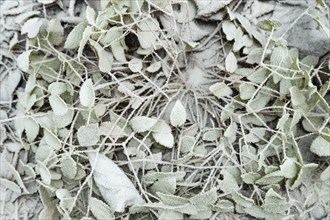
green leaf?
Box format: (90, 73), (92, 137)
(49, 95), (68, 116)
(60, 157), (77, 179)
(64, 22), (88, 49)
(77, 124), (100, 146)
(257, 19), (282, 31)
(129, 116), (158, 133)
(89, 197), (115, 220)
(209, 82), (233, 98)
(310, 136), (330, 156)
(225, 51), (238, 73)
(79, 79), (95, 108)
(170, 100), (186, 127)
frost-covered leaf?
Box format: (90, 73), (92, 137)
(78, 26), (93, 60)
(21, 17), (43, 38)
(224, 122), (237, 143)
(202, 129), (221, 141)
(218, 170), (239, 193)
(280, 157), (299, 178)
(44, 129), (61, 150)
(152, 120), (174, 148)
(320, 165), (330, 181)
(0, 69), (21, 102)
(0, 178), (21, 193)
(80, 79), (95, 108)
(128, 58), (143, 72)
(89, 39), (113, 73)
(157, 192), (189, 206)
(257, 19), (282, 31)
(289, 86), (306, 106)
(262, 188), (289, 213)
(209, 82), (233, 98)
(60, 157), (77, 179)
(151, 177), (176, 194)
(146, 61), (162, 73)
(88, 152), (145, 212)
(211, 200), (234, 212)
(170, 100), (186, 127)
(53, 109), (74, 129)
(86, 6), (96, 25)
(24, 118), (39, 142)
(48, 82), (66, 95)
(47, 19), (64, 46)
(241, 172), (261, 184)
(247, 48), (263, 64)
(37, 161), (51, 185)
(239, 83), (256, 100)
(77, 124), (100, 146)
(222, 20), (236, 41)
(90, 197), (115, 220)
(179, 136), (195, 153)
(64, 22), (87, 49)
(17, 50), (32, 72)
(129, 116), (157, 133)
(225, 51), (237, 73)
(189, 188), (217, 206)
(100, 122), (128, 138)
(49, 95), (67, 116)
(310, 136), (330, 156)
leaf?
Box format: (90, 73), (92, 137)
(280, 157), (299, 178)
(189, 188), (217, 206)
(48, 82), (67, 95)
(209, 82), (233, 98)
(49, 95), (68, 116)
(89, 39), (113, 73)
(157, 192), (189, 206)
(90, 197), (115, 220)
(239, 83), (256, 100)
(320, 165), (330, 181)
(222, 20), (236, 41)
(80, 79), (95, 108)
(53, 109), (74, 129)
(86, 6), (96, 25)
(21, 17), (43, 38)
(0, 178), (21, 193)
(316, 0), (326, 7)
(64, 22), (88, 49)
(289, 86), (306, 106)
(129, 116), (158, 133)
(37, 161), (51, 185)
(24, 118), (39, 142)
(151, 177), (177, 194)
(78, 26), (93, 60)
(225, 51), (237, 73)
(17, 50), (32, 72)
(247, 48), (263, 64)
(128, 58), (143, 72)
(202, 129), (221, 141)
(88, 152), (145, 212)
(257, 19), (282, 31)
(60, 157), (77, 179)
(77, 124), (100, 146)
(0, 68), (21, 102)
(262, 189), (289, 213)
(310, 136), (330, 157)
(211, 200), (234, 212)
(170, 100), (186, 127)
(100, 122), (128, 138)
(146, 61), (162, 73)
(224, 122), (237, 143)
(241, 172), (261, 184)
(152, 120), (174, 148)
(47, 19), (64, 46)
(44, 129), (61, 150)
